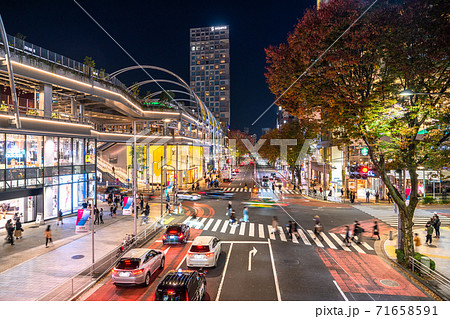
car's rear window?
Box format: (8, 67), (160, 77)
(190, 245), (210, 253)
(116, 258), (140, 270)
(166, 226), (181, 234)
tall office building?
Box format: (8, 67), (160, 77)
(189, 25), (230, 130)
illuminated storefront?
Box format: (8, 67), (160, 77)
(0, 133), (96, 228)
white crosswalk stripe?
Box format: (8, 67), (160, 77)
(268, 225), (275, 240)
(277, 226), (287, 242)
(329, 233), (351, 251)
(212, 219), (222, 232)
(259, 224), (265, 238)
(307, 230), (324, 248)
(180, 217), (374, 253)
(203, 219), (214, 231)
(239, 222), (246, 235)
(220, 221), (229, 233)
(249, 223), (255, 237)
(297, 229), (311, 245)
(320, 232), (337, 249)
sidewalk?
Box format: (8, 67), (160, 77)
(0, 200), (183, 301)
(384, 227), (450, 279)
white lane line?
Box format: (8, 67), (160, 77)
(212, 219), (222, 232)
(224, 188), (230, 191)
(239, 222), (246, 235)
(258, 224), (265, 238)
(268, 225), (275, 240)
(231, 188), (236, 192)
(361, 242), (374, 251)
(337, 234), (366, 254)
(249, 223), (255, 237)
(215, 243), (233, 301)
(268, 239), (282, 301)
(333, 280), (348, 301)
(292, 233), (299, 244)
(307, 230), (324, 247)
(183, 216), (192, 224)
(297, 229), (311, 245)
(329, 233), (351, 251)
(203, 218), (214, 231)
(229, 223), (238, 234)
(320, 232), (337, 249)
(220, 241), (268, 244)
(277, 226), (287, 242)
(220, 220), (229, 233)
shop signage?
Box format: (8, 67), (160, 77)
(75, 209), (90, 232)
(123, 197), (133, 215)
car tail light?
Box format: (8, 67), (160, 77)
(167, 290), (175, 295)
(162, 234), (167, 239)
(185, 291), (189, 301)
(205, 252), (214, 258)
(179, 233), (184, 239)
(111, 269), (118, 275)
(132, 269), (143, 275)
(188, 252), (194, 257)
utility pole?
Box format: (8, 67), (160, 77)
(133, 121), (137, 236)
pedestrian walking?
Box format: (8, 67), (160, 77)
(44, 225), (53, 248)
(313, 215), (323, 240)
(343, 226), (351, 247)
(272, 184), (275, 192)
(289, 221), (300, 241)
(110, 205), (113, 217)
(240, 207), (249, 223)
(425, 223), (433, 246)
(372, 221), (380, 240)
(366, 190), (370, 203)
(271, 216), (279, 234)
(433, 214), (441, 238)
(57, 209), (63, 225)
(229, 210), (238, 225)
(351, 220), (359, 242)
(112, 205), (117, 218)
(4, 219), (14, 245)
(227, 201), (232, 216)
(14, 219), (23, 239)
(93, 205), (100, 225)
(375, 191), (379, 203)
(341, 188), (344, 197)
(414, 233), (422, 253)
(100, 208), (104, 224)
(387, 192), (392, 204)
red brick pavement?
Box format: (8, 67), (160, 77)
(317, 248), (426, 297)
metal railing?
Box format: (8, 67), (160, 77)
(409, 256), (450, 300)
(38, 218), (164, 301)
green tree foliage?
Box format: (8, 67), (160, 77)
(83, 56), (95, 68)
(265, 0), (450, 262)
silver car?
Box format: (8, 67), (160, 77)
(112, 248), (165, 286)
(177, 191), (201, 201)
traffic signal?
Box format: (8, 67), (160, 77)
(360, 166), (369, 179)
(349, 165), (361, 179)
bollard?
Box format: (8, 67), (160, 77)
(389, 230), (393, 240)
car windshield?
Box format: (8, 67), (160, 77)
(190, 245), (210, 253)
(116, 258), (140, 270)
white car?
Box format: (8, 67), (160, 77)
(177, 191), (201, 201)
(112, 248), (165, 286)
(187, 236), (221, 268)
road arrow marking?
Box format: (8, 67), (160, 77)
(248, 246), (258, 271)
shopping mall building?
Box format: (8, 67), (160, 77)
(0, 33), (224, 228)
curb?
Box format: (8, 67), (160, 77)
(379, 233), (445, 301)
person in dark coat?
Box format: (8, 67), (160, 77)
(93, 206), (100, 225)
(14, 219), (23, 239)
(5, 219), (14, 245)
(372, 221), (380, 240)
(433, 214), (441, 238)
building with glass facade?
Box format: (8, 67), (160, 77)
(190, 25), (230, 130)
(0, 131), (96, 228)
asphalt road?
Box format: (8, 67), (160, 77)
(81, 164), (433, 301)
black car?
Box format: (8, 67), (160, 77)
(155, 270), (206, 301)
(162, 224), (190, 244)
(204, 190), (234, 199)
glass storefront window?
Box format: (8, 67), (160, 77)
(73, 182), (85, 211)
(6, 134), (25, 168)
(26, 135), (43, 168)
(59, 137), (72, 166)
(86, 139), (95, 164)
(44, 185), (58, 219)
(73, 138), (84, 165)
(44, 136), (58, 167)
(59, 183), (72, 214)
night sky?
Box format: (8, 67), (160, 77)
(2, 0), (317, 135)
